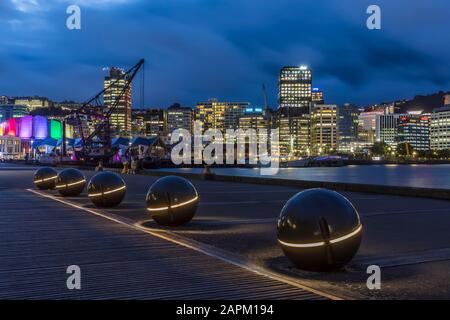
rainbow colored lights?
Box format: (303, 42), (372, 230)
(0, 116), (72, 141)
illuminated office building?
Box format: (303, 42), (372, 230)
(377, 114), (400, 148)
(431, 106), (450, 150)
(273, 107), (310, 159)
(278, 66), (312, 111)
(311, 105), (338, 155)
(238, 107), (269, 132)
(312, 88), (324, 104)
(131, 108), (166, 137)
(397, 113), (430, 151)
(166, 105), (193, 138)
(337, 103), (360, 152)
(104, 67), (132, 137)
(145, 109), (166, 137)
(358, 111), (384, 144)
(195, 100), (250, 132)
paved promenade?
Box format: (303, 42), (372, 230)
(1, 162), (450, 299)
(0, 163), (327, 300)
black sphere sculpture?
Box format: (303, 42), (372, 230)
(88, 172), (126, 207)
(277, 188), (362, 272)
(146, 176), (199, 226)
(33, 167), (58, 190)
(55, 168), (86, 197)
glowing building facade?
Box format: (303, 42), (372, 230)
(195, 100), (250, 132)
(431, 106), (450, 151)
(104, 68), (132, 137)
(397, 113), (430, 151)
(311, 105), (338, 155)
(166, 105), (193, 138)
(278, 66), (312, 111)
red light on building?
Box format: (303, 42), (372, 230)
(5, 118), (17, 136)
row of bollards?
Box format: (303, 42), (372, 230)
(33, 167), (362, 272)
(33, 167), (199, 226)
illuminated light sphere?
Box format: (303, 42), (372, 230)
(87, 172), (126, 207)
(277, 188), (362, 272)
(55, 168), (86, 196)
(146, 176), (199, 226)
(33, 167), (58, 190)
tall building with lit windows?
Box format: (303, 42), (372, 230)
(166, 104), (193, 138)
(377, 114), (401, 148)
(431, 106), (450, 151)
(278, 66), (312, 111)
(337, 103), (360, 152)
(273, 107), (311, 159)
(397, 112), (430, 151)
(311, 105), (338, 155)
(195, 100), (250, 132)
(104, 67), (132, 137)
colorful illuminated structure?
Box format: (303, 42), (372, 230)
(0, 116), (73, 141)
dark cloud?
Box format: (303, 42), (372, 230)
(0, 0), (449, 107)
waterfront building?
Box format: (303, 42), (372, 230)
(104, 67), (132, 137)
(312, 88), (324, 104)
(337, 103), (360, 152)
(273, 107), (310, 159)
(166, 104), (193, 138)
(397, 113), (430, 151)
(278, 66), (312, 111)
(430, 105), (450, 151)
(311, 105), (338, 155)
(358, 111), (384, 144)
(14, 97), (52, 112)
(377, 114), (401, 148)
(195, 100), (250, 132)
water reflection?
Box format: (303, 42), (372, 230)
(158, 164), (450, 190)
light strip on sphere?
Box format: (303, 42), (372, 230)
(171, 196), (199, 208)
(35, 176), (58, 183)
(55, 179), (86, 189)
(88, 185), (126, 198)
(147, 195), (199, 212)
(278, 225), (362, 248)
(329, 225), (363, 244)
(147, 205), (170, 212)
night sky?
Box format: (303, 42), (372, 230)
(1, 0), (449, 108)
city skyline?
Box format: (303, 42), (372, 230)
(1, 0), (450, 108)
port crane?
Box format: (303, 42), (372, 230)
(64, 59), (145, 163)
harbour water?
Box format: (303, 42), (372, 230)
(156, 164), (450, 190)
